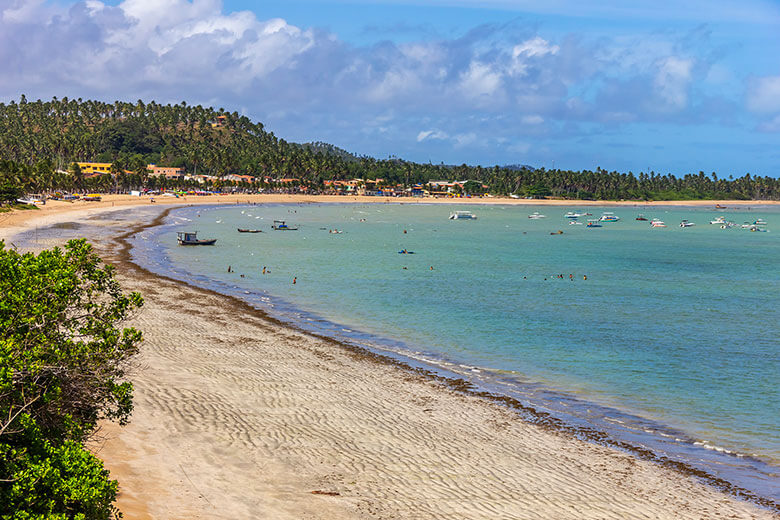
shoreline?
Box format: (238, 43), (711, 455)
(4, 203), (779, 519)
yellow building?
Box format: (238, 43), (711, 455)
(77, 162), (112, 175)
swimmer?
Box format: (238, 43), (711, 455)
(430, 266), (434, 270)
(228, 265), (232, 273)
(583, 275), (587, 280)
(262, 266), (266, 274)
(293, 277), (297, 284)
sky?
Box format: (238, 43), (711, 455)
(1, 0), (779, 176)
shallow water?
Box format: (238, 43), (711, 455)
(21, 202), (780, 503)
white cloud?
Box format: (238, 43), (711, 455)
(653, 56), (693, 110)
(521, 115), (544, 125)
(417, 129), (449, 141)
(746, 75), (780, 114)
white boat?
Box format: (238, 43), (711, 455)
(599, 212), (620, 222)
(650, 219), (667, 228)
(753, 219), (768, 226)
(449, 211), (477, 220)
(528, 212), (546, 219)
(569, 220), (583, 225)
(679, 220), (695, 227)
(710, 216), (726, 225)
(564, 211), (586, 219)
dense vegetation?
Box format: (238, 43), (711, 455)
(0, 240), (143, 519)
(0, 95), (778, 200)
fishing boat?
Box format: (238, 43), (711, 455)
(177, 231), (217, 245)
(272, 220), (299, 230)
(599, 212), (620, 222)
(679, 220), (695, 228)
(237, 228), (262, 233)
(528, 212), (546, 219)
(650, 219), (667, 228)
(635, 214), (648, 221)
(449, 211), (477, 220)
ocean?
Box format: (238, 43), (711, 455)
(27, 201), (780, 504)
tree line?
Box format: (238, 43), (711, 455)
(1, 95), (778, 200)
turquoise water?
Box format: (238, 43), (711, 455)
(129, 202), (779, 501)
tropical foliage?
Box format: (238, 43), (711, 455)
(0, 95), (778, 200)
(0, 239), (143, 519)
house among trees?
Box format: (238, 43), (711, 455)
(147, 164), (185, 180)
(77, 162), (112, 175)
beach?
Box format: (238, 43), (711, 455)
(2, 199), (778, 519)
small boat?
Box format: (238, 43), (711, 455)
(398, 249), (415, 254)
(449, 211), (477, 220)
(710, 216), (727, 225)
(586, 220), (602, 228)
(650, 219), (667, 228)
(272, 220), (299, 230)
(564, 212), (586, 219)
(716, 204), (727, 209)
(550, 230), (564, 235)
(749, 226), (767, 232)
(177, 231), (217, 245)
(237, 228), (262, 233)
(599, 212), (620, 222)
(569, 220), (582, 225)
(329, 229), (343, 234)
(83, 194), (102, 201)
(753, 219), (768, 226)
(635, 214), (648, 221)
(679, 220), (695, 228)
(528, 212), (546, 219)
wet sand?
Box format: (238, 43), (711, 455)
(3, 202), (778, 519)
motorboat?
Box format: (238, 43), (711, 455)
(564, 211), (586, 218)
(635, 214), (648, 221)
(528, 212), (546, 219)
(710, 216), (727, 225)
(177, 231), (217, 245)
(272, 220), (299, 230)
(599, 212), (620, 222)
(237, 228), (262, 233)
(753, 219), (768, 226)
(650, 219), (667, 228)
(586, 220), (602, 227)
(679, 220), (695, 227)
(449, 211), (477, 220)
(569, 220), (583, 225)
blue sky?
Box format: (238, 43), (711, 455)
(1, 0), (779, 176)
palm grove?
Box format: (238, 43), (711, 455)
(0, 95), (778, 201)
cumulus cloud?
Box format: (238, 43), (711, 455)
(746, 75), (780, 113)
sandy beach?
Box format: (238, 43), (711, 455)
(2, 199), (778, 519)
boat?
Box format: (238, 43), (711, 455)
(271, 220), (299, 230)
(710, 216), (727, 225)
(528, 212), (546, 219)
(329, 229), (343, 234)
(83, 194), (102, 201)
(550, 230), (564, 235)
(449, 211), (477, 220)
(569, 220), (582, 225)
(715, 204), (727, 209)
(679, 220), (695, 227)
(237, 228), (262, 233)
(599, 212), (620, 222)
(177, 231), (217, 245)
(635, 214), (648, 221)
(749, 226), (768, 232)
(586, 220), (602, 227)
(753, 219), (768, 226)
(650, 219), (667, 228)
(564, 212), (586, 219)
(398, 249), (415, 254)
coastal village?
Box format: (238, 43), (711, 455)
(70, 161), (490, 198)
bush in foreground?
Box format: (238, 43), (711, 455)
(0, 239), (143, 519)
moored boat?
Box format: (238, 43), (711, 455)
(635, 214), (648, 221)
(650, 219), (667, 228)
(237, 228), (262, 233)
(449, 211), (477, 220)
(679, 220), (695, 228)
(528, 212), (546, 219)
(272, 220), (299, 230)
(710, 216), (726, 225)
(586, 220), (602, 228)
(599, 212), (620, 222)
(177, 231), (217, 245)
